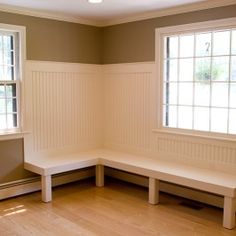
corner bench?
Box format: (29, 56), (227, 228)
(24, 149), (236, 229)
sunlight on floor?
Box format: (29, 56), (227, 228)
(1, 205), (27, 217)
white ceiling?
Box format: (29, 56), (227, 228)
(0, 0), (235, 26)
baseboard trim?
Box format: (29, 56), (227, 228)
(0, 167), (223, 208)
(0, 168), (95, 200)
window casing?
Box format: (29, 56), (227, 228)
(156, 18), (236, 139)
(0, 24), (25, 136)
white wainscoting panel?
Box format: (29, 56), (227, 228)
(24, 61), (103, 160)
(154, 133), (236, 173)
(104, 63), (155, 155)
(104, 62), (236, 174)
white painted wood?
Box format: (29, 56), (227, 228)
(24, 61), (103, 162)
(24, 148), (236, 228)
(23, 60), (236, 228)
(96, 165), (104, 187)
(99, 149), (236, 198)
(25, 149), (236, 198)
(105, 168), (224, 208)
(0, 169), (94, 201)
(104, 63), (155, 155)
(24, 151), (100, 175)
(41, 175), (52, 203)
(104, 62), (236, 174)
(149, 178), (159, 205)
(104, 1), (236, 26)
(223, 197), (236, 229)
(0, 0), (235, 26)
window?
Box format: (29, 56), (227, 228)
(0, 24), (25, 135)
(156, 18), (236, 138)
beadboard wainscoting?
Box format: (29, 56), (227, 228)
(103, 62), (236, 174)
(24, 61), (104, 159)
(1, 61), (236, 204)
(104, 62), (155, 155)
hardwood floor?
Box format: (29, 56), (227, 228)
(0, 178), (235, 236)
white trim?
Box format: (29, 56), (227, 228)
(0, 166), (224, 209)
(0, 0), (236, 27)
(0, 4), (102, 27)
(0, 23), (26, 138)
(155, 17), (236, 35)
(0, 131), (28, 141)
(105, 168), (224, 208)
(152, 129), (236, 144)
(155, 17), (236, 141)
(104, 0), (236, 26)
(0, 168), (94, 200)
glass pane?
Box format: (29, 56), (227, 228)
(195, 58), (211, 82)
(6, 84), (16, 97)
(0, 66), (4, 80)
(7, 114), (17, 128)
(163, 105), (177, 128)
(0, 114), (6, 129)
(3, 35), (11, 52)
(211, 83), (228, 107)
(179, 83), (193, 105)
(7, 98), (17, 113)
(180, 35), (194, 58)
(230, 83), (236, 108)
(165, 36), (178, 58)
(211, 108), (228, 133)
(0, 85), (5, 98)
(4, 50), (12, 65)
(0, 51), (2, 64)
(213, 31), (230, 55)
(179, 58), (193, 81)
(231, 56), (236, 81)
(212, 56), (229, 81)
(229, 109), (236, 134)
(194, 107), (209, 131)
(6, 66), (14, 80)
(194, 82), (210, 106)
(164, 59), (178, 82)
(232, 30), (236, 55)
(164, 82), (178, 105)
(0, 36), (2, 51)
(196, 33), (211, 57)
(0, 98), (5, 113)
(178, 106), (192, 129)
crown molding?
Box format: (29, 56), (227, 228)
(0, 0), (235, 27)
(0, 4), (103, 27)
(103, 0), (236, 26)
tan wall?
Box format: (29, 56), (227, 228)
(0, 139), (35, 184)
(102, 4), (236, 64)
(0, 11), (102, 64)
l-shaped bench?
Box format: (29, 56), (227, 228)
(24, 149), (236, 230)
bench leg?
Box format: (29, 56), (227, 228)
(96, 165), (104, 187)
(223, 196), (236, 229)
(149, 177), (159, 205)
(41, 175), (52, 203)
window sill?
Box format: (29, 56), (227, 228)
(0, 131), (28, 141)
(152, 128), (236, 143)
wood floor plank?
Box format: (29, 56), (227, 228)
(0, 178), (235, 236)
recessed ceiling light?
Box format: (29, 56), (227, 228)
(88, 0), (103, 3)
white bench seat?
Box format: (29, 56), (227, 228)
(24, 149), (236, 229)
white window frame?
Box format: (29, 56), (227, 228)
(155, 17), (236, 141)
(0, 23), (26, 140)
